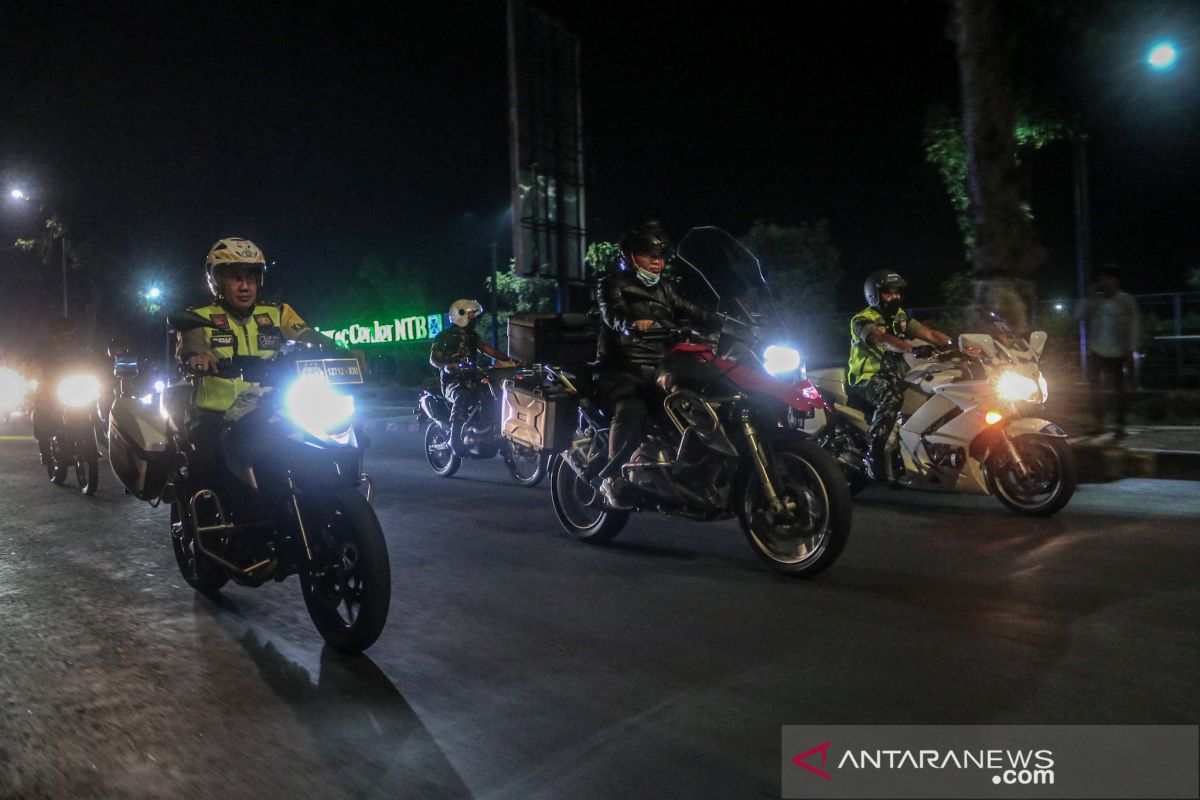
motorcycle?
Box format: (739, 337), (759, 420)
(510, 226), (852, 577)
(107, 310), (391, 654)
(0, 365), (31, 424)
(808, 324), (1077, 516)
(43, 369), (104, 495)
(419, 364), (548, 486)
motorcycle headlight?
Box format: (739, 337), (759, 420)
(763, 344), (802, 376)
(284, 374), (355, 438)
(56, 374), (101, 408)
(0, 367), (27, 412)
(995, 370), (1038, 402)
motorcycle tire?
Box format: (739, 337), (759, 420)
(987, 434), (1076, 517)
(424, 422), (461, 478)
(504, 442), (547, 487)
(170, 499), (229, 595)
(549, 454), (629, 543)
(736, 439), (852, 578)
(300, 487), (391, 655)
(79, 457), (100, 496)
(49, 463), (68, 485)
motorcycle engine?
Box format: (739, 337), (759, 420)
(625, 440), (677, 498)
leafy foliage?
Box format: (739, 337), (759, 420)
(480, 259), (557, 336)
(584, 241), (622, 279)
(924, 104), (1076, 258)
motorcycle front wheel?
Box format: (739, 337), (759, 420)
(549, 454), (629, 543)
(300, 487), (391, 655)
(424, 421), (461, 477)
(736, 439), (852, 577)
(170, 497), (230, 595)
(75, 457), (100, 496)
(504, 441), (547, 487)
(987, 434), (1076, 517)
(48, 463), (68, 485)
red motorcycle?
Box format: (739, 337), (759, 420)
(515, 227), (851, 577)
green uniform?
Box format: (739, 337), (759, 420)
(177, 301), (311, 412)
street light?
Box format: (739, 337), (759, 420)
(1147, 41), (1179, 71)
(9, 188), (28, 202)
(146, 286), (162, 301)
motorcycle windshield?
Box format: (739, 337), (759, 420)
(674, 226), (777, 324)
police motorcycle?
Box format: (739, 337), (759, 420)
(808, 316), (1076, 516)
(107, 310), (391, 654)
(419, 363), (548, 486)
(41, 362), (104, 495)
(506, 227), (852, 577)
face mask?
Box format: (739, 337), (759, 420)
(880, 298), (901, 317)
(635, 266), (661, 286)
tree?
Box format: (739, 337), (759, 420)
(739, 220), (842, 331)
(952, 0), (1050, 332)
(481, 259), (557, 336)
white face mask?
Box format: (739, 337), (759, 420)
(635, 266), (661, 286)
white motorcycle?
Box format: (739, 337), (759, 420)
(808, 328), (1076, 516)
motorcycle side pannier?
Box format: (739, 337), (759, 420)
(501, 374), (577, 453)
(507, 313), (598, 367)
(108, 396), (173, 501)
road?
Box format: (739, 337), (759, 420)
(1, 422), (1197, 799)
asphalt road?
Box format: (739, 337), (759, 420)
(1, 421), (1197, 799)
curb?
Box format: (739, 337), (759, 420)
(1069, 441), (1200, 483)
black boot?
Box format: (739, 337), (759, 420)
(449, 419), (468, 456)
(865, 439), (887, 482)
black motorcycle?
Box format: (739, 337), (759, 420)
(419, 365), (548, 486)
(42, 369), (103, 495)
(108, 311), (391, 654)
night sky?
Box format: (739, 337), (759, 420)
(1, 0), (1197, 352)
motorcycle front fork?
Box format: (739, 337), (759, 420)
(741, 418), (787, 515)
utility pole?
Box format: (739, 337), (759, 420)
(490, 241), (500, 348)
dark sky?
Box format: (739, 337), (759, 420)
(1, 0), (1197, 348)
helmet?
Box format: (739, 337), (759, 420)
(617, 221), (673, 272)
(863, 269), (907, 309)
(449, 298), (484, 328)
(205, 237), (266, 297)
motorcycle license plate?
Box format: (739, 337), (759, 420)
(295, 358), (363, 385)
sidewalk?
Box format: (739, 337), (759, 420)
(1068, 427), (1200, 483)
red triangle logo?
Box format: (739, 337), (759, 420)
(792, 741), (832, 780)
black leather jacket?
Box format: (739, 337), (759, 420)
(596, 271), (720, 369)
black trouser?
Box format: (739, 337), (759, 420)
(31, 397), (59, 462)
(596, 365), (659, 462)
(184, 409), (226, 492)
(1087, 354), (1128, 429)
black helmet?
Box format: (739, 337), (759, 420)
(864, 270), (907, 309)
(618, 221), (673, 271)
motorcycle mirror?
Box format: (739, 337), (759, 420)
(1028, 330), (1047, 359)
(959, 333), (997, 360)
(166, 310), (217, 332)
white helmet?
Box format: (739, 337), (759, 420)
(448, 298), (484, 328)
(205, 237), (266, 297)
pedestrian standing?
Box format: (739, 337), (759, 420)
(1077, 262), (1141, 438)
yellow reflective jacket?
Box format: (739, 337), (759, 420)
(848, 306), (910, 386)
(177, 301), (310, 412)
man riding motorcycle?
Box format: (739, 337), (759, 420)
(428, 298), (516, 455)
(176, 237), (325, 491)
(595, 221), (720, 508)
(849, 269), (953, 480)
(29, 316), (96, 466)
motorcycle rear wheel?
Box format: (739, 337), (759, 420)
(48, 463), (68, 484)
(504, 441), (547, 487)
(550, 454), (629, 543)
(987, 435), (1076, 517)
(170, 498), (230, 595)
(736, 439), (852, 577)
(424, 422), (461, 477)
(300, 488), (391, 655)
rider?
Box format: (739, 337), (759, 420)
(595, 221), (720, 508)
(428, 298), (515, 455)
(848, 270), (953, 481)
(177, 237), (323, 490)
(29, 317), (94, 466)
